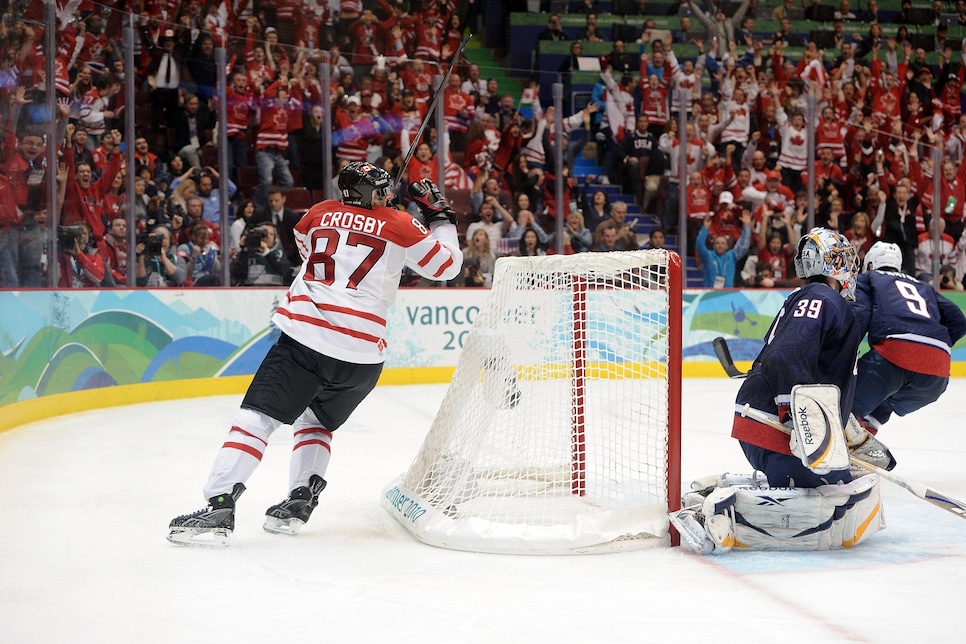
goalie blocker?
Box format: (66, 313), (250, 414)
(669, 472), (885, 553)
(788, 384), (851, 474)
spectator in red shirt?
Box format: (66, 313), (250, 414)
(58, 221), (108, 288)
(443, 72), (474, 152)
(252, 81), (296, 206)
(62, 127), (124, 243)
(348, 9), (382, 76)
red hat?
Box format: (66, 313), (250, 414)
(766, 169), (781, 181)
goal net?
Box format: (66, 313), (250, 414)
(382, 250), (682, 554)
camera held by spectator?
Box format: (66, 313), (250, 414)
(137, 232), (165, 257)
(242, 226), (268, 252)
(939, 265), (963, 291)
(57, 225), (86, 252)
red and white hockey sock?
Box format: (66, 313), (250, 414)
(203, 408), (281, 499)
(289, 409), (333, 491)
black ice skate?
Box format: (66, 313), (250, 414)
(263, 475), (327, 535)
(167, 483), (245, 548)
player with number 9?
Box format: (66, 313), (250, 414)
(167, 163), (461, 547)
(850, 241), (966, 436)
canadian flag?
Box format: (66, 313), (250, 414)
(604, 93), (625, 142)
(799, 59), (827, 88)
(442, 133), (473, 190)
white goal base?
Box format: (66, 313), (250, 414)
(382, 478), (671, 555)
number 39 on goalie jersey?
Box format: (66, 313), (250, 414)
(273, 200), (462, 365)
(732, 282), (864, 455)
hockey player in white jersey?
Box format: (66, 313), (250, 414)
(168, 163), (462, 547)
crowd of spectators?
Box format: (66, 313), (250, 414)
(2, 0), (504, 288)
(521, 0), (966, 290)
(4, 0), (966, 290)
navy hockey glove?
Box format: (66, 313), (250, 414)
(408, 179), (456, 225)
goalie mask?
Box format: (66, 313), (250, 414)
(339, 162), (394, 209)
(864, 241), (902, 272)
(795, 227), (859, 300)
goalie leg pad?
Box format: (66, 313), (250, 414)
(727, 476), (885, 550)
(819, 474), (886, 548)
(732, 485), (837, 550)
(789, 384), (850, 474)
(672, 472), (884, 553)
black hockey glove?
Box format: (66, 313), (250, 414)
(408, 179), (457, 226)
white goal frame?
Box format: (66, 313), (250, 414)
(383, 250), (682, 554)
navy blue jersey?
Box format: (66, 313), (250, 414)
(732, 282), (863, 455)
(852, 270), (966, 377)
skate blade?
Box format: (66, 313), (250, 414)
(263, 516), (305, 535)
(167, 527), (232, 548)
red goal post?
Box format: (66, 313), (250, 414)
(383, 250), (682, 554)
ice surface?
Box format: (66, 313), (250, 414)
(1, 380), (965, 643)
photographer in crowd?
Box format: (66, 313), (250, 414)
(136, 225), (186, 287)
(57, 222), (108, 288)
(251, 186), (300, 282)
(939, 265), (964, 292)
(230, 222), (290, 287)
(178, 221), (222, 286)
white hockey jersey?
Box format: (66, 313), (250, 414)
(273, 201), (462, 364)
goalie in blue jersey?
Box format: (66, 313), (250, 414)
(671, 228), (886, 553)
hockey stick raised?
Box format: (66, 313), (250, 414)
(394, 34), (473, 186)
(712, 336), (747, 379)
(738, 403), (966, 521)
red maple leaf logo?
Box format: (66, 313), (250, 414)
(790, 134), (805, 146)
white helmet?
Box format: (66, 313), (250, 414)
(864, 241), (902, 272)
(795, 227), (859, 300)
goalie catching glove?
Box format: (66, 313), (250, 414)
(845, 414), (897, 471)
(409, 179), (457, 226)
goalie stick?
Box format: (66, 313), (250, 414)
(394, 34), (473, 185)
(712, 336), (747, 379)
